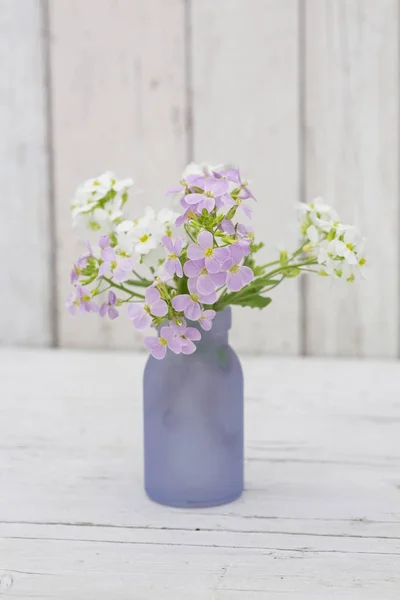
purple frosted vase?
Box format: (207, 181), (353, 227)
(143, 307), (244, 507)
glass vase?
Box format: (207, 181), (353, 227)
(143, 307), (244, 507)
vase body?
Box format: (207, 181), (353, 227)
(143, 307), (243, 507)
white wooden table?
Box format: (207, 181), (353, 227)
(1, 349), (400, 599)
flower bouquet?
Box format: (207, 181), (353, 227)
(68, 163), (366, 507)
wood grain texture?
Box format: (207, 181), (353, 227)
(49, 0), (187, 349)
(0, 0), (52, 345)
(304, 0), (399, 357)
(191, 0), (301, 354)
(1, 348), (400, 597)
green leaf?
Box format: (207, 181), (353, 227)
(229, 294), (272, 309)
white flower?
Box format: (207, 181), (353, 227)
(73, 195), (123, 231)
(306, 224), (319, 245)
(181, 162), (229, 179)
(71, 171), (133, 230)
(299, 198), (338, 235)
(332, 226), (363, 266)
(157, 208), (179, 225)
(181, 162), (204, 178)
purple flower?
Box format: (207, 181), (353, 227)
(237, 223), (253, 237)
(99, 235), (110, 249)
(184, 259), (226, 295)
(238, 199), (253, 219)
(145, 325), (182, 360)
(175, 206), (197, 227)
(166, 174), (206, 200)
(172, 279), (216, 321)
(170, 319), (201, 354)
(221, 167), (242, 184)
(222, 167), (256, 201)
(70, 244), (93, 284)
(198, 309), (216, 331)
(70, 256), (87, 284)
(187, 231), (230, 273)
(220, 193), (253, 219)
(229, 237), (251, 262)
(99, 291), (118, 319)
(98, 247), (133, 283)
(66, 285), (98, 315)
(127, 287), (168, 330)
(222, 259), (254, 292)
(220, 219), (236, 235)
(184, 177), (229, 213)
(162, 236), (183, 277)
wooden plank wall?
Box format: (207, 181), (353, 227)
(0, 0), (52, 346)
(0, 0), (398, 358)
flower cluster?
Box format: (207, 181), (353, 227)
(67, 165), (367, 359)
(299, 199), (366, 282)
(71, 171), (133, 231)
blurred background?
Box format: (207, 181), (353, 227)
(0, 0), (397, 357)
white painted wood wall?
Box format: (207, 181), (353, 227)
(0, 0), (398, 357)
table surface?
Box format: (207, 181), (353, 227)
(1, 349), (400, 599)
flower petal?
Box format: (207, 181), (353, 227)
(199, 291), (217, 305)
(118, 258), (134, 271)
(113, 267), (130, 283)
(197, 230), (213, 250)
(197, 274), (215, 296)
(145, 338), (166, 360)
(172, 294), (190, 311)
(175, 259), (183, 278)
(99, 235), (110, 249)
(209, 271), (226, 286)
(198, 196), (215, 213)
(133, 312), (152, 330)
(186, 327), (201, 341)
(145, 286), (160, 304)
(205, 254), (222, 273)
(185, 193), (206, 205)
(226, 271), (244, 292)
(168, 337), (182, 354)
(181, 339), (197, 354)
(127, 303), (144, 319)
(228, 243), (244, 263)
(199, 318), (212, 331)
(98, 263), (110, 278)
(214, 247), (230, 263)
(151, 299), (168, 317)
(206, 178), (228, 196)
(108, 291), (117, 306)
(184, 259), (203, 277)
(165, 260), (177, 276)
(108, 306), (119, 320)
(174, 237), (183, 255)
(162, 235), (174, 252)
(242, 203), (253, 219)
(184, 300), (201, 321)
(187, 243), (205, 261)
(221, 194), (236, 207)
(240, 265), (254, 286)
(101, 247), (116, 262)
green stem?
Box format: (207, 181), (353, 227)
(184, 224), (196, 242)
(102, 277), (145, 298)
(264, 259), (317, 279)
